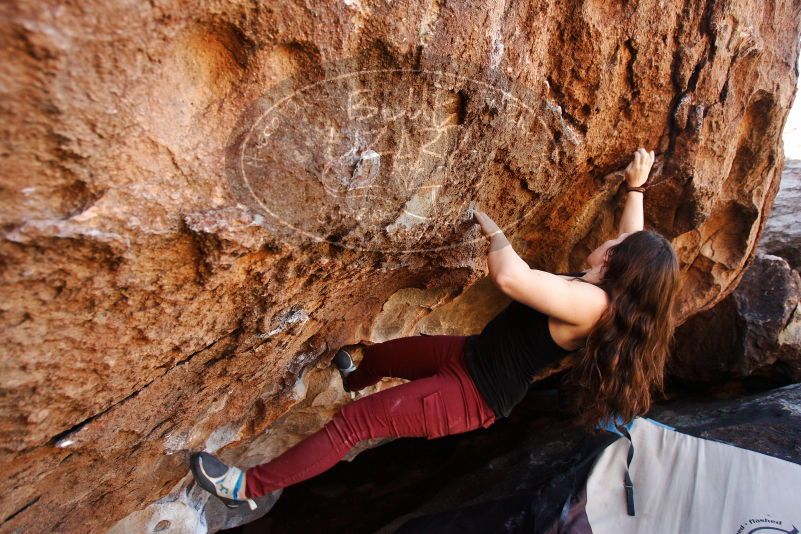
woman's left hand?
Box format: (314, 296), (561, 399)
(474, 210), (502, 237)
(624, 147), (655, 187)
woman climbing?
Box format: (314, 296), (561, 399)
(189, 147), (680, 511)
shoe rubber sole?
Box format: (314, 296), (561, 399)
(334, 349), (357, 372)
(334, 349), (357, 392)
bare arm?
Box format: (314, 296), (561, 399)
(473, 210), (528, 288)
(619, 190), (644, 235)
(472, 211), (606, 325)
(495, 265), (606, 325)
(618, 147), (654, 235)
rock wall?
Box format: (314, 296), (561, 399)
(758, 158), (801, 270)
(1, 1), (800, 533)
(670, 252), (801, 385)
(670, 152), (801, 387)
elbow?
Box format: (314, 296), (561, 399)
(492, 271), (514, 294)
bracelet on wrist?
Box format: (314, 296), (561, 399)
(487, 229), (503, 238)
(626, 186), (647, 193)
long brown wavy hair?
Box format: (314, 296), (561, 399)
(565, 230), (680, 430)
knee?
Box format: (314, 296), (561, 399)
(326, 407), (371, 449)
(359, 342), (387, 369)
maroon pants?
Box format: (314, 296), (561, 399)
(245, 334), (497, 498)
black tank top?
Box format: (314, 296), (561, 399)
(464, 271), (590, 419)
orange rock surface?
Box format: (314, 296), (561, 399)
(1, 1), (799, 532)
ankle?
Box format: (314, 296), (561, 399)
(343, 373), (355, 392)
(239, 471), (249, 500)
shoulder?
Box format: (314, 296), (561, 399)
(557, 271), (610, 312)
(566, 279), (610, 324)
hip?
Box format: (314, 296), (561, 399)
(454, 337), (498, 428)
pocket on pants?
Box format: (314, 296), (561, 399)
(422, 391), (449, 439)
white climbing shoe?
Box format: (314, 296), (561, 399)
(189, 451), (258, 511)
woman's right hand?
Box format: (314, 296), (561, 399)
(624, 147), (655, 187)
(473, 210), (502, 238)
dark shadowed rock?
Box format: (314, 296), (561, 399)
(758, 159), (801, 271)
(670, 253), (801, 384)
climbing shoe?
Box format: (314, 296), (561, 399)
(189, 451), (258, 511)
(333, 348), (357, 392)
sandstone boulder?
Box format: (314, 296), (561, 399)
(758, 158), (801, 270)
(1, 1), (799, 532)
